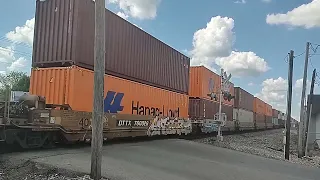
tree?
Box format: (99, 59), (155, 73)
(0, 71), (30, 101)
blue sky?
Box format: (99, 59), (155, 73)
(0, 0), (320, 120)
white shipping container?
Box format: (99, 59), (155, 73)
(272, 117), (279, 125)
(278, 112), (282, 119)
(233, 108), (254, 123)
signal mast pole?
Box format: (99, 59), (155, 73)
(91, 0), (105, 179)
(217, 68), (223, 141)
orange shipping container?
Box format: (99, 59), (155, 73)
(189, 66), (234, 106)
(29, 66), (188, 118)
(265, 103), (272, 116)
(253, 97), (265, 115)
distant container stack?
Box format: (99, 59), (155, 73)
(253, 97), (266, 129)
(272, 109), (279, 127)
(29, 0), (190, 118)
(265, 103), (273, 128)
(233, 87), (254, 130)
(188, 66), (234, 121)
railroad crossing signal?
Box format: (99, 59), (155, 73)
(207, 92), (218, 101)
(223, 91), (235, 102)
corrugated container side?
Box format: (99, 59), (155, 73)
(222, 104), (234, 121)
(32, 0), (190, 94)
(234, 87), (254, 111)
(188, 98), (233, 121)
(253, 97), (265, 115)
(265, 115), (272, 124)
(188, 98), (219, 119)
(29, 66), (189, 118)
(254, 113), (265, 123)
(189, 66), (234, 106)
(265, 103), (272, 116)
(233, 108), (254, 123)
(272, 109), (279, 118)
(272, 117), (279, 125)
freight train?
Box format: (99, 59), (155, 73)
(0, 0), (296, 149)
(0, 66), (290, 149)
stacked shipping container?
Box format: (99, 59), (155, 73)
(272, 109), (279, 127)
(32, 0), (190, 95)
(29, 0), (287, 128)
(29, 0), (190, 118)
(265, 103), (273, 128)
(188, 66), (234, 121)
(233, 87), (254, 130)
(30, 66), (189, 117)
(253, 97), (266, 129)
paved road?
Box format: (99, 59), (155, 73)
(4, 139), (320, 180)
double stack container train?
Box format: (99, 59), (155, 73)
(0, 0), (297, 149)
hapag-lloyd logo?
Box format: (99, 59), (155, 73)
(103, 91), (180, 117)
(104, 91), (124, 113)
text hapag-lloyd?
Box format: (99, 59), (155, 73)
(104, 91), (180, 117)
(132, 101), (180, 117)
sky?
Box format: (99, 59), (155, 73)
(0, 0), (320, 121)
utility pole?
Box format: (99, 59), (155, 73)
(217, 68), (224, 141)
(304, 69), (316, 156)
(91, 0), (105, 179)
(298, 42), (310, 158)
(285, 50), (294, 160)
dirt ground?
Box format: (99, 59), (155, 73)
(0, 157), (107, 180)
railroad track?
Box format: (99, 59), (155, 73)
(0, 128), (282, 155)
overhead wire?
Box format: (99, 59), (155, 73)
(0, 36), (32, 58)
(294, 51), (305, 59)
(0, 36), (32, 49)
(308, 42), (320, 85)
(0, 47), (32, 58)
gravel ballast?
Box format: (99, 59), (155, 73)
(193, 128), (320, 168)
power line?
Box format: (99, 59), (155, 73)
(310, 43), (320, 54)
(0, 47), (32, 58)
(0, 36), (32, 49)
(284, 53), (289, 63)
(294, 51), (305, 58)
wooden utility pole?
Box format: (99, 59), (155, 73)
(91, 0), (105, 179)
(285, 50), (294, 160)
(304, 69), (316, 156)
(298, 42), (310, 158)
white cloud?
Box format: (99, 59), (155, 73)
(116, 11), (143, 29)
(0, 46), (15, 64)
(256, 76), (319, 121)
(248, 82), (254, 86)
(294, 78), (309, 90)
(108, 0), (161, 20)
(189, 16), (269, 77)
(190, 16), (234, 71)
(0, 46), (29, 73)
(256, 77), (288, 112)
(262, 0), (272, 3)
(234, 0), (246, 4)
(266, 0), (320, 29)
(117, 11), (129, 20)
(0, 18), (34, 74)
(215, 51), (270, 77)
(6, 18), (35, 46)
(7, 57), (29, 72)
